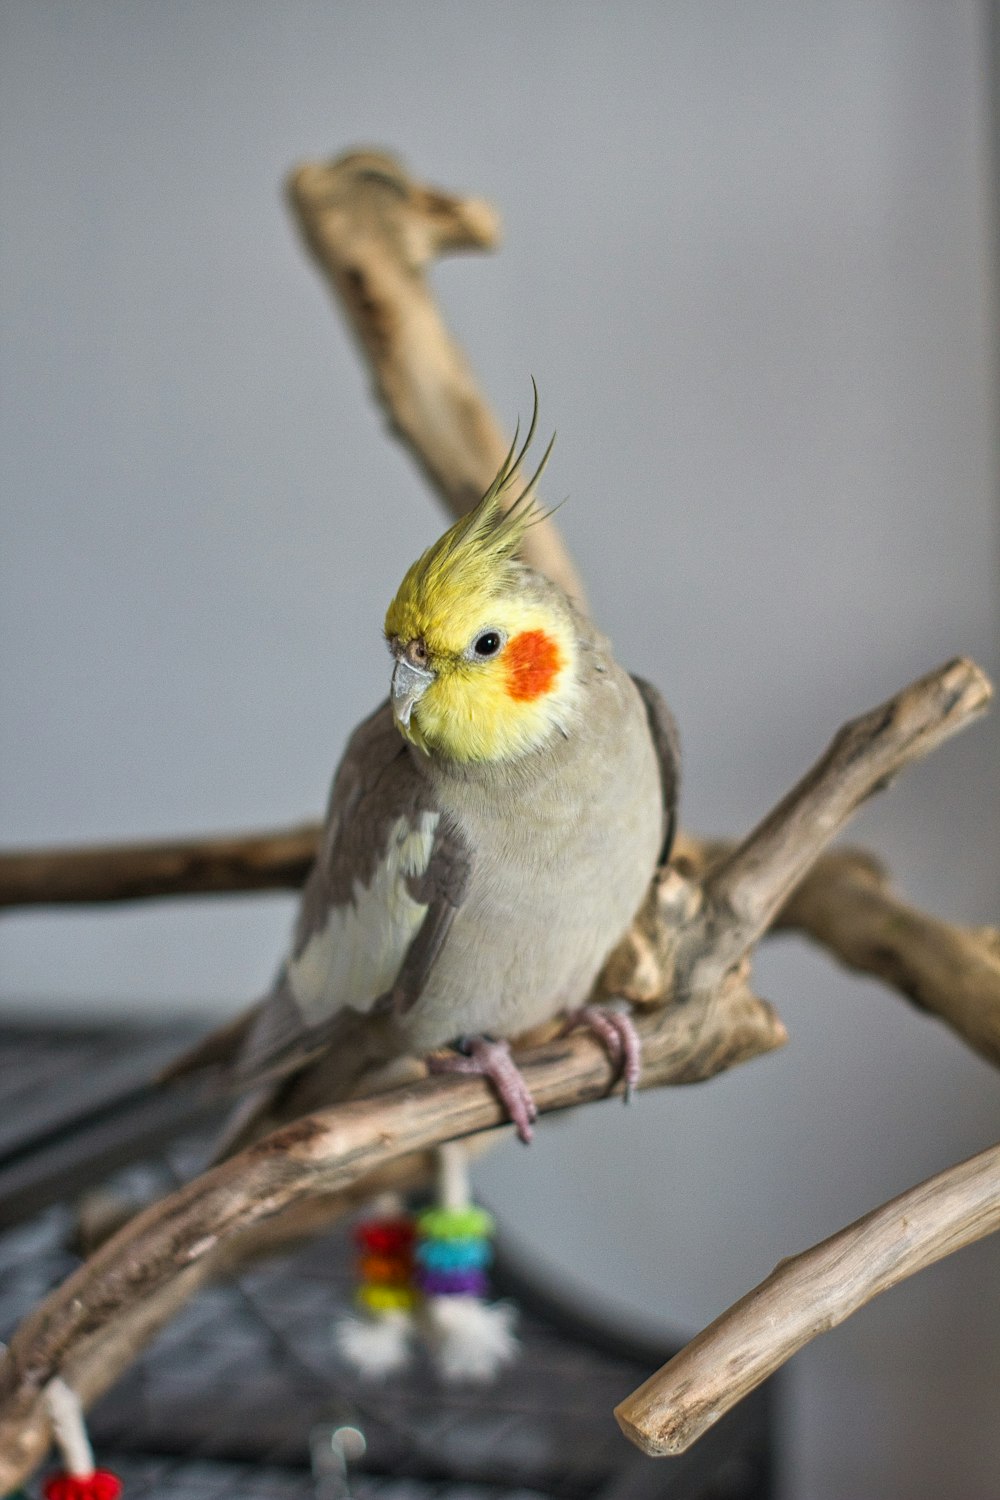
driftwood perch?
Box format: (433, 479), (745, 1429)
(616, 1140), (1000, 1455)
(775, 849), (1000, 1070)
(0, 996), (784, 1487)
(0, 825), (319, 908)
(0, 150), (996, 1486)
(0, 654), (991, 1489)
(287, 149), (586, 608)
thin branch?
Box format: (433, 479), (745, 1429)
(0, 825), (319, 908)
(615, 1141), (1000, 1456)
(0, 987), (785, 1492)
(774, 850), (1000, 1069)
(286, 149), (588, 607)
(2, 674), (996, 1075)
(0, 139), (995, 1487)
(623, 659), (992, 1008)
(681, 657), (992, 990)
(0, 655), (993, 1489)
(7, 1167), (432, 1487)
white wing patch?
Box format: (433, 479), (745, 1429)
(288, 812), (439, 1025)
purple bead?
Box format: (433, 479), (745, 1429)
(417, 1266), (489, 1297)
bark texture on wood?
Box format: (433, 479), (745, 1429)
(0, 826), (319, 908)
(0, 655), (991, 1489)
(1, 1162), (436, 1487)
(0, 994), (784, 1491)
(615, 1141), (1000, 1455)
(613, 659), (992, 1014)
(676, 656), (991, 992)
(1, 146), (996, 1485)
(775, 850), (1000, 1069)
(287, 149), (587, 607)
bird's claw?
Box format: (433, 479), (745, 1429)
(427, 1036), (538, 1144)
(562, 1002), (641, 1103)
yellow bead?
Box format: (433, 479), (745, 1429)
(356, 1284), (417, 1313)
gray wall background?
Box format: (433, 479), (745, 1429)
(2, 3), (998, 1496)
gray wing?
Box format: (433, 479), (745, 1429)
(230, 700), (473, 1089)
(630, 674), (680, 867)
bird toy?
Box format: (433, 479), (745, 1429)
(417, 1141), (516, 1381)
(336, 1142), (517, 1382)
(42, 1379), (121, 1500)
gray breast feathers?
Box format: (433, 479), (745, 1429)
(233, 702), (472, 1086)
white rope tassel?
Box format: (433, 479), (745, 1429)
(423, 1139), (519, 1381)
(45, 1377), (95, 1478)
(334, 1188), (416, 1379)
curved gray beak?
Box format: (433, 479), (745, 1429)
(391, 658), (434, 729)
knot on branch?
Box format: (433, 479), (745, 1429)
(288, 150), (501, 270)
(596, 866), (702, 1005)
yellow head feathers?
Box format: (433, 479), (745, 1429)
(383, 402), (580, 763)
(384, 409), (555, 654)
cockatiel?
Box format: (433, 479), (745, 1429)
(191, 415), (678, 1145)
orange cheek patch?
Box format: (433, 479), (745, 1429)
(505, 629), (562, 701)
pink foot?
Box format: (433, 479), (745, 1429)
(563, 1002), (641, 1103)
(427, 1037), (538, 1144)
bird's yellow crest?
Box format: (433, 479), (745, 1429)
(384, 399), (580, 763)
(384, 406), (555, 654)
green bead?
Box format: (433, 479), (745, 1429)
(416, 1205), (494, 1240)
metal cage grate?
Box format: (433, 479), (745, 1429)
(0, 1021), (777, 1499)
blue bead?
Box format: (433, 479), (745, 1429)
(415, 1236), (491, 1271)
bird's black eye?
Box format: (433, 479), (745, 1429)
(473, 631), (502, 658)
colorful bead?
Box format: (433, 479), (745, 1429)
(416, 1200), (495, 1306)
(353, 1212), (417, 1318)
(358, 1253), (413, 1285)
(416, 1206), (494, 1241)
(415, 1236), (492, 1272)
(353, 1219), (415, 1255)
(417, 1267), (489, 1298)
(356, 1283), (417, 1314)
(43, 1472), (123, 1500)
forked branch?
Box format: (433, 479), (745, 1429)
(775, 850), (1000, 1069)
(0, 654), (991, 1490)
(674, 657), (992, 993)
(0, 150), (995, 1487)
(0, 988), (783, 1490)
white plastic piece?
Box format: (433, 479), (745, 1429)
(423, 1295), (519, 1382)
(334, 1309), (414, 1378)
(45, 1376), (95, 1478)
(436, 1139), (471, 1211)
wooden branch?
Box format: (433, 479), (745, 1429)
(679, 657), (991, 990)
(0, 655), (992, 1489)
(4, 1164), (433, 1486)
(615, 1140), (1000, 1456)
(775, 850), (1000, 1070)
(1, 138), (994, 1485)
(286, 149), (588, 608)
(0, 825), (319, 909)
(0, 988), (785, 1492)
(2, 672), (995, 1077)
(594, 659), (992, 1010)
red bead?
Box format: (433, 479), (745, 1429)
(353, 1219), (414, 1254)
(44, 1470), (123, 1500)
